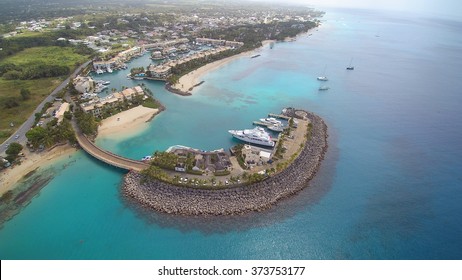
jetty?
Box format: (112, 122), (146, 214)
(268, 113), (291, 120)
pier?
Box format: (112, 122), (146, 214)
(268, 113), (291, 120)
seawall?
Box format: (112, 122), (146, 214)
(122, 111), (328, 215)
(165, 83), (192, 96)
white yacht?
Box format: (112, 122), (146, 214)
(267, 123), (284, 132)
(228, 127), (275, 147)
(259, 117), (282, 125)
(317, 76), (328, 81)
(107, 66), (113, 73)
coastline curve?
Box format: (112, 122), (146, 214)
(122, 111), (328, 216)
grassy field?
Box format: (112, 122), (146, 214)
(1, 46), (88, 69)
(0, 78), (63, 143)
(0, 46), (89, 143)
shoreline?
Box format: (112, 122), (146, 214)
(122, 111), (328, 216)
(0, 105), (161, 197)
(166, 40), (275, 96)
(0, 144), (77, 196)
(97, 105), (160, 139)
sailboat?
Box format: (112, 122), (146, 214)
(346, 58), (354, 70)
(317, 65), (328, 81)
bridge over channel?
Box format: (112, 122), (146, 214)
(74, 126), (149, 172)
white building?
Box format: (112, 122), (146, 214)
(55, 102), (70, 124)
(73, 75), (95, 94)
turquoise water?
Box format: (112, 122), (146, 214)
(1, 9), (462, 259)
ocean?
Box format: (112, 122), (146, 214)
(1, 8), (461, 259)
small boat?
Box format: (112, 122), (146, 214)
(319, 86), (330, 91)
(95, 80), (110, 85)
(251, 54), (261, 58)
(96, 69), (104, 74)
(107, 66), (113, 73)
(259, 117), (282, 125)
(346, 58), (354, 70)
(94, 85), (108, 93)
(318, 65), (328, 81)
(141, 156), (152, 161)
(267, 123), (284, 132)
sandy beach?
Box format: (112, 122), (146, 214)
(0, 106), (159, 197)
(0, 144), (76, 196)
(97, 105), (159, 139)
(171, 40), (275, 94)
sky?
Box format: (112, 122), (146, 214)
(254, 0), (462, 20)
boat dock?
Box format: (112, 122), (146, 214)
(268, 113), (291, 120)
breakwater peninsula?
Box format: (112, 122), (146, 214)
(123, 111), (328, 215)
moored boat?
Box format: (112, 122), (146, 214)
(267, 123), (284, 132)
(259, 117), (282, 125)
(346, 58), (354, 70)
(228, 127), (275, 147)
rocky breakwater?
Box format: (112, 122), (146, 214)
(165, 83), (192, 96)
(122, 112), (328, 215)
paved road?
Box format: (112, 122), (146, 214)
(0, 60), (91, 157)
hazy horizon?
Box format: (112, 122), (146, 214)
(251, 0), (461, 20)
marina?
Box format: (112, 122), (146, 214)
(2, 7), (462, 260)
(123, 111), (326, 215)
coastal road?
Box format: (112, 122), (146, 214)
(0, 60), (91, 157)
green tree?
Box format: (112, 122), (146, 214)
(26, 126), (47, 148)
(142, 165), (168, 181)
(5, 142), (23, 162)
(34, 112), (42, 123)
(75, 111), (98, 135)
(3, 97), (19, 109)
(64, 111), (72, 120)
(20, 88), (31, 100)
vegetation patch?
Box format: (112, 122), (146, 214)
(0, 45), (89, 143)
(0, 78), (62, 143)
(0, 46), (87, 79)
